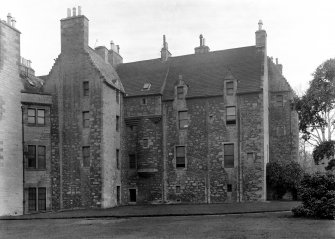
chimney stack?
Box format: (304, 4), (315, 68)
(255, 20), (267, 48)
(78, 6), (82, 15)
(7, 13), (12, 25)
(275, 58), (283, 74)
(195, 34), (210, 54)
(161, 34), (172, 61)
(61, 7), (89, 53)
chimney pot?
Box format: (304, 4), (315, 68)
(199, 34), (203, 46)
(67, 8), (71, 17)
(116, 45), (120, 53)
(7, 13), (12, 25)
(110, 40), (115, 50)
(258, 20), (263, 30)
(11, 17), (16, 28)
(72, 7), (77, 17)
(179, 75), (183, 80)
(78, 6), (82, 15)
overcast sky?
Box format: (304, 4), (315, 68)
(1, 0), (335, 95)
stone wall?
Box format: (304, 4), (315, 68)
(0, 20), (23, 216)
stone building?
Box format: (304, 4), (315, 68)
(0, 8), (298, 215)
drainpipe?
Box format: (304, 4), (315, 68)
(21, 106), (25, 213)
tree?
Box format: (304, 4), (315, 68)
(295, 58), (335, 169)
(295, 58), (335, 146)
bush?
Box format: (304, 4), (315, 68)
(292, 173), (335, 219)
(267, 161), (303, 199)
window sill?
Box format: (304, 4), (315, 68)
(25, 168), (47, 171)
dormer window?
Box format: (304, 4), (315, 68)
(177, 86), (184, 99)
(142, 82), (151, 90)
(226, 81), (234, 95)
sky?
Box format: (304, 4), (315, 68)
(1, 0), (335, 95)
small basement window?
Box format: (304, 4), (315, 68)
(227, 184), (232, 192)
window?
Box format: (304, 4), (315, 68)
(28, 108), (36, 124)
(28, 187), (46, 212)
(227, 184), (232, 192)
(247, 152), (254, 161)
(226, 81), (234, 95)
(28, 188), (36, 211)
(83, 81), (89, 96)
(143, 139), (148, 148)
(83, 111), (90, 128)
(37, 109), (45, 125)
(177, 86), (184, 99)
(141, 98), (147, 105)
(226, 106), (236, 125)
(178, 111), (188, 129)
(117, 186), (121, 204)
(116, 149), (120, 169)
(176, 146), (186, 168)
(37, 146), (46, 169)
(224, 144), (234, 168)
(276, 95), (283, 107)
(129, 189), (136, 202)
(38, 187), (46, 211)
(116, 115), (120, 131)
(129, 154), (136, 169)
(116, 90), (120, 104)
(176, 185), (181, 194)
(27, 145), (46, 169)
(27, 145), (36, 168)
(142, 82), (151, 90)
(82, 146), (90, 167)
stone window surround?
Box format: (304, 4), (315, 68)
(225, 81), (235, 95)
(177, 86), (184, 99)
(26, 144), (47, 170)
(82, 111), (90, 128)
(27, 187), (46, 212)
(223, 143), (234, 168)
(247, 152), (254, 161)
(178, 110), (188, 129)
(83, 81), (89, 97)
(141, 97), (147, 105)
(176, 185), (181, 194)
(175, 145), (186, 169)
(116, 149), (120, 169)
(142, 138), (149, 148)
(226, 106), (236, 125)
(27, 108), (46, 126)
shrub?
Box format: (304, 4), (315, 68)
(267, 161), (303, 199)
(292, 173), (335, 219)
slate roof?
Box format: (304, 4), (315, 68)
(87, 47), (125, 92)
(117, 46), (263, 100)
